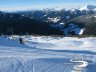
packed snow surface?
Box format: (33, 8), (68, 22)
(0, 36), (96, 72)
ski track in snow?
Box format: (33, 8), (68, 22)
(0, 36), (96, 72)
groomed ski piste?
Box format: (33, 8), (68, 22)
(0, 35), (96, 72)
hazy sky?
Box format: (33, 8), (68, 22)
(0, 0), (96, 10)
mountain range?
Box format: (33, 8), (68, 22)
(15, 5), (96, 24)
(0, 5), (96, 36)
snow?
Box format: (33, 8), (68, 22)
(79, 29), (85, 35)
(70, 60), (88, 72)
(24, 36), (96, 52)
(59, 22), (65, 25)
(80, 5), (96, 11)
(0, 36), (96, 72)
(43, 14), (47, 17)
(64, 23), (84, 35)
(48, 17), (60, 23)
(0, 36), (28, 48)
(94, 16), (96, 17)
(70, 59), (88, 67)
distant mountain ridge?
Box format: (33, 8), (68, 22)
(15, 5), (96, 24)
(0, 5), (96, 36)
(79, 5), (96, 11)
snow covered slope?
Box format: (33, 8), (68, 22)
(24, 36), (96, 52)
(0, 36), (29, 48)
(0, 36), (96, 72)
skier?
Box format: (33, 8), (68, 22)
(19, 37), (23, 44)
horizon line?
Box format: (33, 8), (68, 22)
(0, 4), (96, 11)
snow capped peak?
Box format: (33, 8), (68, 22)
(40, 5), (96, 12)
(80, 5), (96, 11)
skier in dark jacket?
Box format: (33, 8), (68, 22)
(19, 37), (23, 44)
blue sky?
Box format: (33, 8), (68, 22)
(0, 0), (96, 10)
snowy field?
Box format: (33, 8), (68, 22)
(0, 35), (96, 72)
